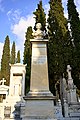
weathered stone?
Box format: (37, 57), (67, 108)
(21, 24), (56, 120)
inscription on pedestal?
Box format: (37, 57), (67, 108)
(32, 56), (47, 64)
(33, 43), (46, 48)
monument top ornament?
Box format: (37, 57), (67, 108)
(67, 65), (72, 80)
(32, 23), (45, 39)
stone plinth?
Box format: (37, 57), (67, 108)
(22, 96), (55, 119)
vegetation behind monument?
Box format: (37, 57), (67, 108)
(1, 36), (10, 85)
(10, 41), (16, 64)
(47, 0), (73, 95)
(16, 50), (20, 63)
(67, 0), (80, 94)
(0, 36), (21, 86)
(23, 26), (33, 93)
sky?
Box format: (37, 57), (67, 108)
(0, 0), (80, 63)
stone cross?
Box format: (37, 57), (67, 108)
(67, 65), (72, 80)
(0, 78), (6, 85)
(32, 23), (45, 39)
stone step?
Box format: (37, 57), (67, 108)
(63, 118), (80, 120)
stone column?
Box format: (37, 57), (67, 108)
(30, 39), (50, 95)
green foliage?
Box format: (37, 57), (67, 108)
(47, 0), (72, 94)
(0, 70), (2, 80)
(1, 35), (10, 85)
(67, 0), (80, 43)
(77, 89), (80, 97)
(16, 50), (20, 63)
(33, 0), (46, 33)
(23, 26), (33, 93)
(67, 0), (80, 92)
(10, 41), (16, 64)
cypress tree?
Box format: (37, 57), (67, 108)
(0, 71), (2, 80)
(10, 41), (16, 64)
(16, 50), (20, 63)
(67, 0), (80, 92)
(67, 0), (80, 46)
(1, 35), (10, 85)
(23, 26), (33, 93)
(47, 0), (72, 94)
(33, 0), (47, 34)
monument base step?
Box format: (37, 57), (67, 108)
(22, 117), (57, 120)
(63, 118), (80, 120)
(22, 118), (57, 120)
(24, 91), (56, 100)
(21, 98), (56, 119)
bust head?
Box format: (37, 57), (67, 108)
(32, 23), (44, 39)
(36, 23), (42, 30)
(67, 65), (71, 70)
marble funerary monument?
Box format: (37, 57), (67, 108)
(21, 23), (56, 120)
(0, 23), (80, 120)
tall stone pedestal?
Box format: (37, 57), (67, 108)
(21, 39), (56, 120)
(30, 39), (49, 92)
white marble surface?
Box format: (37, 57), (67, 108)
(30, 40), (49, 92)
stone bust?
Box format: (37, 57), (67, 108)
(32, 23), (44, 39)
